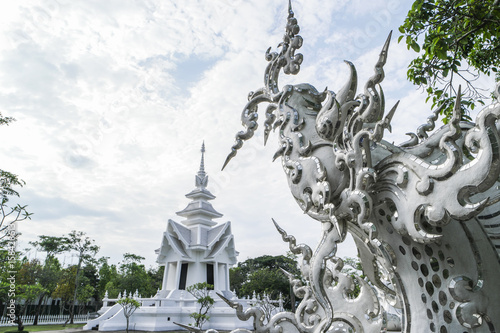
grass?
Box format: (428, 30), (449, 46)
(0, 323), (85, 333)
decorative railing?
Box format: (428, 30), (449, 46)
(99, 289), (263, 309)
(0, 313), (90, 327)
(101, 289), (211, 308)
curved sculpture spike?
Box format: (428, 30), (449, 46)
(316, 61), (359, 143)
(174, 322), (203, 333)
(223, 2), (303, 170)
(354, 31), (392, 126)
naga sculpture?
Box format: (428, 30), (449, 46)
(222, 2), (500, 332)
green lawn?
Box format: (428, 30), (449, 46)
(0, 323), (85, 333)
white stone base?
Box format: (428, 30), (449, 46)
(84, 291), (253, 331)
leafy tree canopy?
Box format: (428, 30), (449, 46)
(64, 230), (100, 262)
(122, 253), (145, 264)
(235, 254), (300, 275)
(30, 236), (67, 259)
(399, 0), (500, 122)
(239, 268), (290, 300)
(230, 254), (300, 309)
(0, 170), (25, 201)
(97, 253), (162, 299)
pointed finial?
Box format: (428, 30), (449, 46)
(200, 141), (206, 174)
(195, 141), (208, 188)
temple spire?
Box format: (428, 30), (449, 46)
(177, 141), (222, 226)
(195, 141), (208, 188)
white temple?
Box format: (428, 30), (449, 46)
(84, 143), (252, 331)
(156, 142), (237, 297)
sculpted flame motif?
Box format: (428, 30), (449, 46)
(222, 3), (500, 333)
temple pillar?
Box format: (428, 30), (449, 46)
(162, 264), (169, 290)
(214, 261), (219, 289)
(175, 260), (181, 289)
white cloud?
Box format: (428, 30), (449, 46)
(1, 0), (495, 270)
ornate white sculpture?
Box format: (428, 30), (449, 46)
(222, 2), (500, 333)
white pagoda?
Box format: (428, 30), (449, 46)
(84, 143), (252, 331)
(156, 142), (238, 297)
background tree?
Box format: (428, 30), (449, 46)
(239, 269), (289, 302)
(230, 254), (300, 310)
(116, 253), (150, 297)
(13, 284), (47, 332)
(116, 297), (140, 333)
(60, 230), (100, 324)
(34, 256), (61, 319)
(146, 265), (164, 296)
(99, 253), (162, 299)
(0, 199), (31, 241)
(30, 236), (66, 259)
(81, 264), (100, 312)
(228, 266), (246, 297)
(186, 282), (215, 329)
(8, 258), (48, 331)
(51, 264), (98, 315)
(0, 233), (164, 323)
(52, 266), (78, 315)
(399, 0), (500, 122)
(0, 249), (15, 313)
(0, 239), (23, 325)
(29, 236), (65, 324)
(97, 257), (120, 298)
(0, 113), (31, 240)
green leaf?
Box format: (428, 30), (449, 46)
(411, 41), (421, 52)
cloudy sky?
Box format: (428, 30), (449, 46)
(0, 0), (495, 268)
